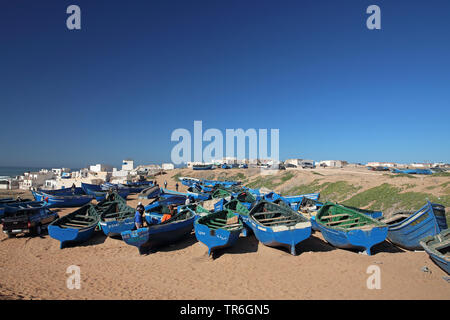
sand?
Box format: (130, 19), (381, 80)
(0, 168), (449, 300)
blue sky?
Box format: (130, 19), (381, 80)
(1, 0), (449, 168)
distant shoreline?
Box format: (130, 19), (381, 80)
(0, 167), (79, 179)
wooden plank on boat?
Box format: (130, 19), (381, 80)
(64, 222), (89, 227)
(252, 211), (283, 217)
(346, 224), (376, 230)
(262, 219), (298, 226)
(321, 214), (350, 219)
(257, 216), (292, 222)
(325, 218), (359, 226)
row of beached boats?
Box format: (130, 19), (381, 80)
(29, 181), (154, 208)
(1, 177), (448, 275)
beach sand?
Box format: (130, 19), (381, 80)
(0, 168), (449, 300)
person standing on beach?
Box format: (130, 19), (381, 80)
(136, 202), (145, 212)
(175, 182), (179, 191)
(164, 180), (167, 189)
(134, 206), (145, 229)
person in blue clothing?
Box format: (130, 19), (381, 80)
(134, 206), (145, 229)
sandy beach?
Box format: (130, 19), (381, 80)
(1, 168), (449, 300)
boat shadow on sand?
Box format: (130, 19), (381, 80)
(143, 231), (199, 255)
(61, 231), (108, 249)
(209, 235), (260, 260)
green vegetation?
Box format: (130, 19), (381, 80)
(283, 180), (323, 196)
(402, 183), (417, 190)
(342, 183), (450, 212)
(283, 180), (361, 202)
(320, 181), (362, 202)
(171, 172), (183, 182)
(246, 172), (294, 190)
(388, 173), (417, 179)
(432, 172), (450, 177)
(311, 171), (324, 176)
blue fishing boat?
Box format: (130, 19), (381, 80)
(194, 210), (243, 257)
(246, 200), (311, 255)
(31, 190), (94, 208)
(144, 195), (187, 224)
(202, 179), (240, 187)
(179, 177), (200, 187)
(121, 207), (195, 254)
(81, 182), (102, 193)
(137, 186), (161, 199)
(38, 187), (86, 195)
(379, 202), (447, 250)
(263, 192), (320, 211)
(315, 202), (388, 255)
(97, 193), (136, 237)
(83, 188), (130, 201)
(101, 182), (151, 194)
(392, 168), (433, 175)
(192, 164), (213, 170)
(48, 204), (100, 248)
(420, 229), (450, 275)
(160, 188), (210, 201)
(221, 164), (231, 169)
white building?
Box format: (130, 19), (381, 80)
(284, 159), (302, 166)
(318, 160), (348, 168)
(19, 171), (55, 190)
(366, 162), (398, 168)
(122, 159), (134, 171)
(89, 164), (113, 173)
(162, 163), (175, 170)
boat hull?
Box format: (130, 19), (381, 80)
(48, 224), (97, 249)
(32, 191), (93, 208)
(383, 202), (445, 250)
(99, 217), (135, 237)
(194, 223), (242, 256)
(248, 219), (311, 255)
(420, 230), (450, 275)
(319, 225), (388, 255)
(121, 216), (195, 254)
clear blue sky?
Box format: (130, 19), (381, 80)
(1, 0), (449, 168)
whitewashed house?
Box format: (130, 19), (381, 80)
(162, 163), (175, 170)
(89, 164), (113, 173)
(318, 160), (348, 168)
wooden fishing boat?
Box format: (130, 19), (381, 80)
(194, 210), (243, 257)
(83, 188), (130, 201)
(48, 204), (100, 248)
(264, 192), (320, 211)
(392, 168), (433, 175)
(211, 187), (232, 199)
(137, 186), (161, 199)
(81, 182), (102, 193)
(31, 190), (94, 208)
(315, 202), (388, 255)
(192, 164), (213, 170)
(97, 193), (136, 237)
(247, 200), (311, 255)
(159, 188), (210, 201)
(38, 187), (85, 195)
(179, 177), (200, 187)
(379, 202), (447, 250)
(121, 206), (195, 254)
(420, 229), (450, 275)
(143, 195), (187, 224)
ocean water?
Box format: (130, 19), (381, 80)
(0, 167), (51, 178)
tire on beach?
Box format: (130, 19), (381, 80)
(7, 233), (15, 238)
(32, 224), (42, 237)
